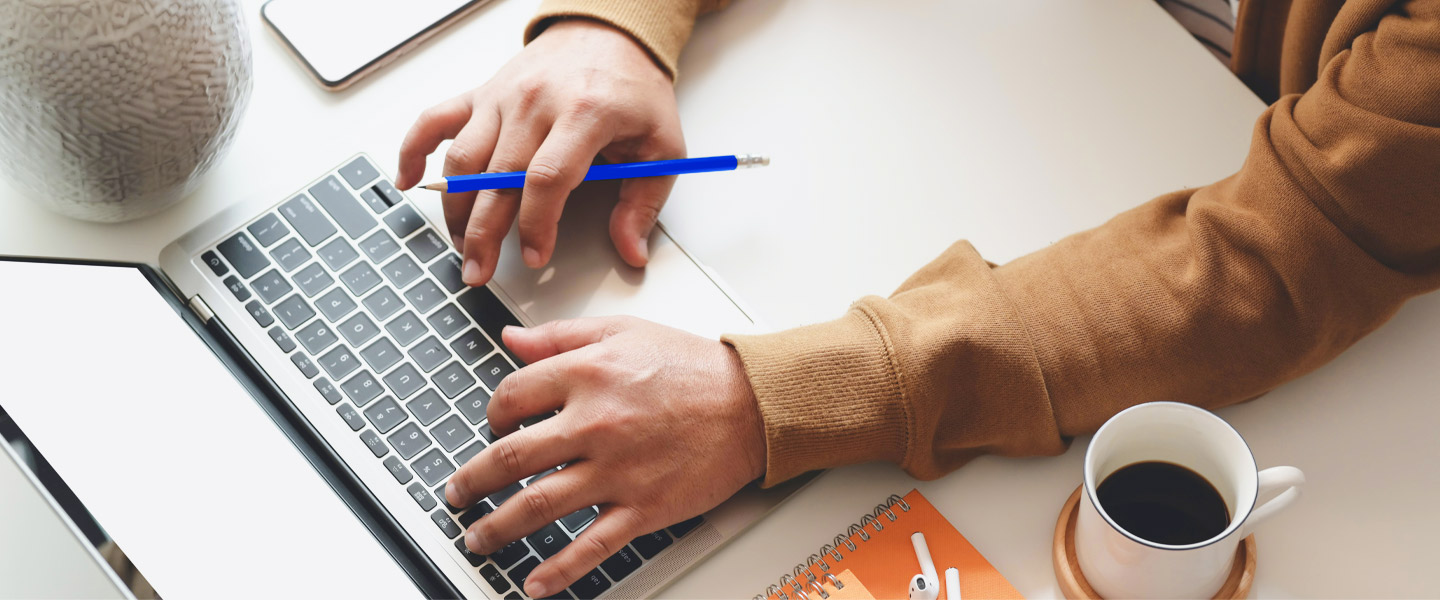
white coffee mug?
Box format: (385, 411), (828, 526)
(1076, 402), (1304, 599)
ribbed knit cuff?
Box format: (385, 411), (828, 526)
(525, 0), (705, 79)
(723, 306), (911, 487)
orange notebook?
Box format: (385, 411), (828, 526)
(761, 489), (1023, 600)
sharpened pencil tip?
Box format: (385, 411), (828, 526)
(418, 182), (443, 191)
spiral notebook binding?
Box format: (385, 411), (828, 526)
(753, 494), (912, 600)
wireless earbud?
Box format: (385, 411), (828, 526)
(909, 532), (940, 600)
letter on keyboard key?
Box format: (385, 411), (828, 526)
(337, 312), (380, 347)
(411, 448), (456, 487)
(426, 304), (468, 340)
(362, 396), (407, 434)
(384, 311), (428, 347)
(600, 546), (643, 583)
(429, 414), (475, 452)
(217, 233), (271, 279)
(296, 320), (338, 354)
(201, 250), (228, 276)
(293, 262), (334, 298)
(317, 345), (359, 380)
(457, 287), (525, 364)
(269, 238), (311, 273)
(309, 176), (378, 239)
(359, 429), (388, 458)
(315, 287), (358, 322)
(430, 510), (462, 539)
(526, 523), (571, 559)
(455, 388), (490, 424)
(359, 338), (403, 373)
(407, 482), (437, 511)
(449, 329), (494, 365)
(317, 237), (360, 271)
(383, 204), (424, 238)
(247, 213), (290, 247)
(341, 370), (383, 406)
(382, 363), (426, 399)
(407, 336), (451, 372)
(387, 422), (432, 460)
(279, 194), (337, 247)
(340, 156), (380, 189)
(362, 286), (404, 321)
(407, 389), (451, 426)
(569, 569), (612, 600)
(405, 229), (448, 264)
(272, 294), (316, 330)
(476, 354), (515, 391)
(428, 253), (466, 293)
(384, 456), (413, 484)
(433, 362), (476, 399)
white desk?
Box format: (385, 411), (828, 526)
(3, 0), (1437, 597)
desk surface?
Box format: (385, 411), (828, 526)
(3, 0), (1437, 597)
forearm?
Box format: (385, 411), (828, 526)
(728, 0), (1440, 485)
(525, 0), (732, 79)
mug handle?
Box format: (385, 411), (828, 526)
(1239, 466), (1305, 538)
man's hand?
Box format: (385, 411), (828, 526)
(396, 20), (685, 287)
(444, 317), (766, 598)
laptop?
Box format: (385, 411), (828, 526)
(0, 154), (807, 599)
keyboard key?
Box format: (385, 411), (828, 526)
(318, 345), (360, 380)
(454, 440), (485, 468)
(295, 320), (338, 354)
(309, 176), (378, 239)
(455, 538), (483, 567)
(360, 188), (388, 214)
(201, 250), (228, 276)
(360, 429), (388, 458)
(669, 516), (704, 538)
(457, 286), (525, 364)
(381, 254), (423, 289)
(382, 363), (426, 399)
(292, 353), (319, 378)
(362, 396), (407, 434)
(362, 286), (405, 321)
(430, 509), (462, 539)
(251, 269), (293, 304)
(245, 301), (274, 327)
(437, 484), (465, 513)
(336, 403), (365, 431)
(430, 414), (475, 452)
(600, 546), (642, 583)
(314, 378), (342, 405)
(272, 294), (316, 330)
(374, 180), (404, 206)
(406, 229), (448, 263)
(427, 304), (469, 339)
(222, 275), (251, 301)
(388, 422), (432, 460)
(631, 530), (672, 559)
(450, 330), (494, 365)
(385, 311), (428, 347)
(477, 422), (498, 443)
(278, 194), (337, 247)
(526, 467), (557, 486)
(561, 507), (598, 534)
(315, 287), (358, 322)
(543, 591), (574, 600)
(339, 262), (382, 296)
(383, 204), (424, 238)
(358, 229), (400, 263)
(247, 214), (290, 247)
(384, 455), (413, 484)
(337, 312), (380, 347)
(294, 262), (335, 298)
(341, 370), (383, 406)
(407, 482), (437, 511)
(476, 354), (515, 391)
(506, 557), (541, 594)
(269, 238), (311, 273)
(491, 539), (530, 569)
(406, 389), (450, 426)
(458, 501), (493, 527)
(505, 594), (523, 600)
(412, 448), (456, 487)
(488, 482), (523, 508)
(527, 523), (571, 559)
(408, 336), (451, 372)
(340, 156), (381, 189)
(456, 388), (490, 424)
(404, 279), (447, 314)
(217, 232), (271, 279)
(433, 361), (476, 399)
(428, 254), (466, 293)
(480, 564), (511, 596)
(359, 338), (403, 373)
(268, 326), (297, 352)
(318, 237), (360, 271)
(569, 569), (612, 600)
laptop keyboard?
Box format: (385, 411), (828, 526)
(197, 156), (701, 599)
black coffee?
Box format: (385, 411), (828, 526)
(1096, 461), (1230, 545)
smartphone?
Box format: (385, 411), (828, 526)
(261, 0), (493, 91)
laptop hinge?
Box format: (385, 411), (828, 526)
(187, 295), (216, 322)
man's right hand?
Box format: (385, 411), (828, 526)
(396, 19), (685, 287)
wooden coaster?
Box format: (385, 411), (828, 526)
(1052, 486), (1256, 599)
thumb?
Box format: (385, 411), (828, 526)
(610, 174), (675, 268)
(501, 317), (629, 363)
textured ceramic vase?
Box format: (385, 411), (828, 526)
(0, 0), (252, 223)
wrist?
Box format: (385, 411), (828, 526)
(532, 17), (670, 80)
(723, 343), (768, 483)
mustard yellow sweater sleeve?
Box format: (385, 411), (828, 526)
(524, 0), (730, 79)
(725, 0), (1440, 486)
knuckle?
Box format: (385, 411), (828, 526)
(444, 145), (476, 171)
(525, 160), (565, 191)
(577, 531), (613, 568)
(521, 485), (555, 522)
(514, 78), (547, 112)
(495, 439), (523, 477)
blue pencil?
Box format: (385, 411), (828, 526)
(418, 154), (769, 193)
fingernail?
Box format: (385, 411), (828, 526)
(637, 237), (649, 260)
(444, 482), (457, 505)
(465, 528), (483, 553)
(502, 325), (524, 335)
(522, 245), (541, 268)
(526, 579), (550, 599)
(451, 235), (463, 250)
(463, 258), (481, 284)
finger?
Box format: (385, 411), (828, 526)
(465, 463), (602, 555)
(460, 120), (551, 286)
(499, 317), (630, 365)
(517, 118), (613, 268)
(522, 505), (647, 599)
(439, 109), (502, 247)
(397, 95), (473, 190)
(610, 174), (676, 267)
(486, 355), (572, 436)
(445, 418), (577, 510)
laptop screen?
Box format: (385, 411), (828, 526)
(0, 259), (420, 598)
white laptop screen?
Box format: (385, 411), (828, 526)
(0, 259), (420, 599)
